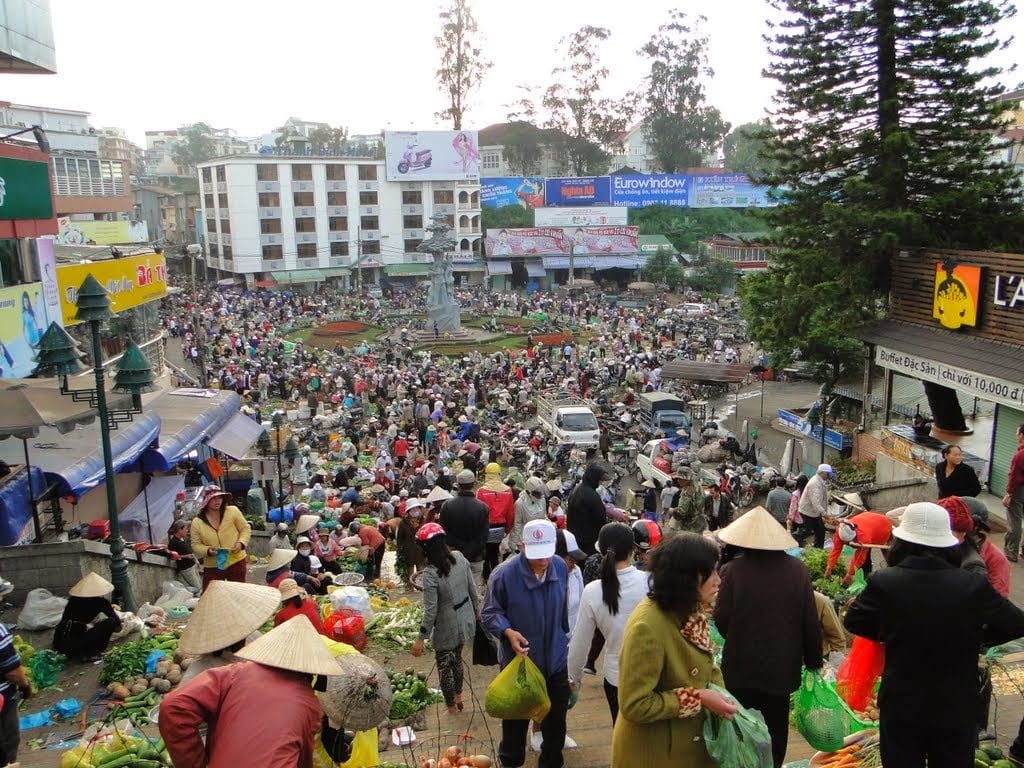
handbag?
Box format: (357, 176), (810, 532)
(472, 622), (499, 666)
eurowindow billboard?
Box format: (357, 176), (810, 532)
(384, 130), (481, 181)
(544, 177), (611, 206)
(480, 177), (545, 209)
(610, 174), (690, 208)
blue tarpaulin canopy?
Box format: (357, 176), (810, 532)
(0, 466), (47, 545)
(132, 389), (241, 473)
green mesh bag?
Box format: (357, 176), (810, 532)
(792, 669), (858, 752)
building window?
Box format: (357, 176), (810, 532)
(215, 166), (226, 182)
(220, 219), (231, 234)
(257, 164), (278, 181)
(359, 191), (378, 206)
(204, 194), (214, 209)
(360, 216), (379, 231)
(403, 215), (422, 229)
(327, 191), (347, 206)
(445, 214), (455, 228)
(206, 219), (217, 234)
(202, 167), (212, 183)
(296, 243), (317, 257)
(222, 245), (232, 261)
(404, 239), (423, 253)
(326, 164), (346, 180)
(358, 165), (377, 181)
(293, 191), (314, 207)
(330, 242), (349, 257)
(262, 245), (283, 260)
(218, 193), (228, 209)
(329, 216), (348, 231)
(209, 243), (219, 258)
(402, 190), (422, 205)
(260, 219), (282, 234)
(292, 164), (313, 181)
(361, 240), (380, 255)
(0, 240), (24, 287)
(295, 217), (316, 232)
(51, 157), (126, 196)
(433, 190), (454, 204)
(258, 192), (280, 207)
(482, 152), (500, 170)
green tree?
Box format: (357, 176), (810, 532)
(688, 257), (736, 294)
(307, 125), (348, 151)
(641, 247), (684, 286)
(481, 204), (533, 233)
(543, 26), (631, 175)
(746, 0), (1023, 427)
(500, 121), (545, 176)
(722, 120), (777, 179)
(172, 123), (217, 171)
(635, 11), (729, 173)
(629, 205), (767, 254)
(435, 0), (491, 130)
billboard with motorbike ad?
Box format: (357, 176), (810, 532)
(384, 130), (481, 182)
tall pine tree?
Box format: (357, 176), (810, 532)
(743, 0), (1023, 414)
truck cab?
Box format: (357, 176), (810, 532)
(536, 395), (600, 449)
(638, 392), (691, 440)
(635, 439), (675, 486)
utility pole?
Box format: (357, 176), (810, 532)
(356, 225), (362, 294)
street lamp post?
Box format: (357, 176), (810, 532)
(271, 411), (286, 507)
(33, 276), (155, 612)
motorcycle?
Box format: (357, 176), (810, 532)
(397, 145), (433, 174)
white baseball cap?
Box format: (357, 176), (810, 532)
(522, 519), (557, 559)
(817, 463), (835, 476)
(308, 555), (322, 571)
(893, 502), (958, 548)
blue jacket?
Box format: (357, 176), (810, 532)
(482, 553), (569, 675)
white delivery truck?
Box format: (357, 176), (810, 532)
(536, 395), (601, 449)
(635, 439), (675, 486)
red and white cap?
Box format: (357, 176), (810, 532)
(523, 519), (557, 559)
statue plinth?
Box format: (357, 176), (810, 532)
(418, 214), (462, 333)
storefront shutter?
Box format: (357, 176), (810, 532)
(990, 404), (1024, 496)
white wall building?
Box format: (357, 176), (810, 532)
(197, 154), (483, 288)
(0, 102), (97, 154)
(610, 122), (657, 174)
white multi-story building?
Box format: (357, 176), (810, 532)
(197, 154), (484, 289)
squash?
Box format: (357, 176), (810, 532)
(110, 683), (131, 699)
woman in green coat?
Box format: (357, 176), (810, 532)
(611, 533), (737, 767)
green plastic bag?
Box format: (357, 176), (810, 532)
(793, 668), (858, 752)
(28, 649), (66, 690)
(846, 568), (867, 596)
(484, 654), (551, 723)
(702, 684), (772, 768)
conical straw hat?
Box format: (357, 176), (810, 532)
(177, 581), (282, 656)
(716, 506), (798, 551)
(295, 514), (320, 535)
(267, 548), (298, 572)
(235, 614), (342, 676)
(424, 485), (453, 503)
(69, 572), (114, 598)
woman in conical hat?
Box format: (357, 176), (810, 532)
(53, 572), (121, 661)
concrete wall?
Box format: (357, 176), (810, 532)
(0, 539), (177, 606)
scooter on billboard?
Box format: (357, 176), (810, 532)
(397, 143), (433, 174)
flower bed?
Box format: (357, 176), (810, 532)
(533, 332), (572, 346)
(311, 320), (369, 337)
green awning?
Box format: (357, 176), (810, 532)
(321, 267), (350, 277)
(637, 234), (678, 256)
(384, 263), (432, 277)
(270, 269), (326, 284)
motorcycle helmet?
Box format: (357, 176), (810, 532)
(415, 522), (446, 542)
(632, 519), (663, 551)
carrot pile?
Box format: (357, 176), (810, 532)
(816, 738), (882, 768)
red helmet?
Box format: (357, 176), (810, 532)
(415, 522), (446, 542)
(632, 519), (663, 551)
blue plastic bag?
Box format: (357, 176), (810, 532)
(215, 548), (229, 569)
(144, 650), (167, 674)
(18, 709), (52, 729)
(53, 698), (82, 718)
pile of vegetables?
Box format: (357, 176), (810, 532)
(366, 603), (424, 652)
(101, 632), (185, 699)
(417, 744), (492, 768)
(60, 728), (172, 768)
(975, 744), (1013, 767)
(387, 667), (443, 720)
(801, 548), (859, 608)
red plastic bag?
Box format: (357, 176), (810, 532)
(324, 608), (367, 651)
(836, 636), (885, 712)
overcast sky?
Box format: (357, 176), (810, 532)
(3, 0), (1022, 146)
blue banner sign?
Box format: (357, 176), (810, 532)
(544, 176), (611, 206)
(689, 173), (777, 208)
(480, 177), (545, 209)
(610, 174), (690, 208)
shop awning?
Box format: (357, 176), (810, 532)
(543, 256), (595, 269)
(206, 411), (265, 459)
(254, 280), (277, 288)
(216, 277), (241, 287)
(384, 263), (431, 277)
(542, 255), (648, 270)
(487, 260), (513, 275)
(131, 389), (241, 473)
(660, 360), (751, 384)
(526, 263), (546, 278)
(322, 267), (351, 277)
(271, 270), (325, 284)
(0, 412), (162, 499)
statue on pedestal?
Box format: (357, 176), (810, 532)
(417, 214), (461, 333)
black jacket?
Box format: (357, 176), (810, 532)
(439, 492), (489, 562)
(704, 493), (736, 526)
(935, 460), (982, 499)
(845, 555), (1024, 726)
(566, 464), (607, 555)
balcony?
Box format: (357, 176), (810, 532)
(434, 204), (455, 214)
(326, 180), (347, 192)
(328, 231), (349, 242)
(326, 205), (347, 216)
(293, 206), (315, 217)
(403, 229), (424, 239)
(297, 258), (320, 269)
(257, 181), (280, 193)
(258, 207), (281, 218)
(458, 202), (478, 211)
(262, 259), (285, 270)
(358, 180), (379, 192)
(292, 180), (313, 192)
(260, 233), (284, 246)
(329, 257), (349, 268)
(403, 204), (423, 214)
(295, 232), (317, 244)
(362, 230), (380, 240)
(52, 175), (126, 197)
(360, 205), (378, 216)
